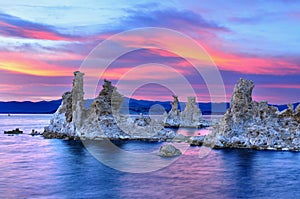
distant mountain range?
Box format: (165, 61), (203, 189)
(121, 98), (230, 115)
(0, 98), (298, 115)
(0, 100), (62, 114)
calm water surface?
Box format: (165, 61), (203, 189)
(0, 114), (300, 199)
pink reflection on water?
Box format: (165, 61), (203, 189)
(177, 127), (212, 136)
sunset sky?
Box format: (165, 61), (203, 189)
(0, 0), (299, 104)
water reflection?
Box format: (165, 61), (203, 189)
(82, 140), (190, 173)
(2, 115), (300, 198)
(53, 140), (123, 198)
(171, 127), (212, 136)
(218, 149), (257, 198)
(116, 147), (232, 198)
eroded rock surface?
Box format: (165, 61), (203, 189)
(163, 96), (209, 128)
(44, 71), (85, 137)
(295, 104), (300, 122)
(164, 95), (181, 127)
(44, 71), (177, 141)
(212, 78), (300, 150)
(158, 144), (182, 157)
(78, 78), (129, 139)
(181, 96), (209, 128)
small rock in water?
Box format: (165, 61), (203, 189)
(4, 128), (23, 134)
(158, 144), (182, 157)
(30, 129), (40, 136)
(189, 136), (205, 146)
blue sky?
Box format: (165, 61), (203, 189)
(0, 0), (299, 103)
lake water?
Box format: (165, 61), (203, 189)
(0, 114), (300, 198)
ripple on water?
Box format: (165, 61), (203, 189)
(1, 114), (300, 198)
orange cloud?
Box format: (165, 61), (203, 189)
(0, 51), (74, 76)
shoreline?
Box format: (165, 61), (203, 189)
(41, 130), (300, 152)
(3, 125), (300, 152)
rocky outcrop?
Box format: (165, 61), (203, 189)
(158, 144), (182, 157)
(181, 96), (209, 128)
(212, 78), (300, 150)
(44, 71), (177, 141)
(163, 96), (209, 128)
(30, 129), (40, 136)
(188, 136), (205, 146)
(112, 113), (176, 141)
(78, 78), (129, 139)
(71, 71), (85, 130)
(134, 114), (151, 126)
(294, 104), (300, 122)
(44, 71), (85, 137)
(164, 95), (181, 127)
(4, 128), (23, 134)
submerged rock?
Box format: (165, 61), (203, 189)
(213, 78), (300, 151)
(158, 144), (182, 157)
(4, 128), (23, 134)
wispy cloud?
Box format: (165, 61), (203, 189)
(120, 7), (230, 32)
(0, 13), (82, 41)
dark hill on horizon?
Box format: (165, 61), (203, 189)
(0, 98), (298, 115)
(0, 100), (62, 114)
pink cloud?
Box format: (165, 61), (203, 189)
(0, 51), (76, 76)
